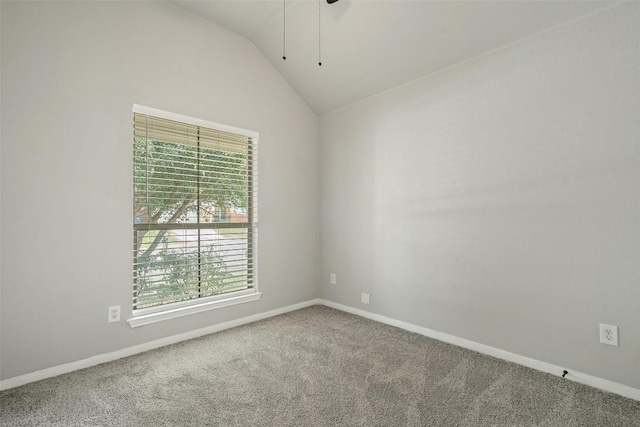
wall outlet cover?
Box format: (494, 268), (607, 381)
(599, 323), (618, 346)
(108, 306), (121, 323)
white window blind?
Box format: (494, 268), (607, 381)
(132, 107), (258, 316)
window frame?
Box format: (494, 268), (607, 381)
(128, 105), (260, 328)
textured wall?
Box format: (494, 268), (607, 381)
(320, 3), (640, 389)
(1, 1), (319, 380)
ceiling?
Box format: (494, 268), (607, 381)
(174, 0), (615, 114)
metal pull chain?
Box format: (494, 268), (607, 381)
(318, 0), (322, 66)
(282, 0), (287, 60)
(283, 0), (330, 65)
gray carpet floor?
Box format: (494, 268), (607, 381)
(1, 305), (639, 426)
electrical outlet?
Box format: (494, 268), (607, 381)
(361, 293), (370, 305)
(330, 273), (336, 285)
(108, 306), (121, 323)
(599, 323), (618, 346)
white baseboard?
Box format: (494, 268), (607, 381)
(3, 297), (638, 402)
(0, 298), (321, 391)
(318, 299), (640, 402)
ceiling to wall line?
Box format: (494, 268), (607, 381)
(173, 0), (616, 115)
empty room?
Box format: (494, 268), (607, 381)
(1, 0), (639, 425)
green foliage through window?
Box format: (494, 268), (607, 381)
(132, 112), (256, 312)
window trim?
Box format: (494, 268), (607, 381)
(127, 289), (262, 328)
(129, 104), (259, 327)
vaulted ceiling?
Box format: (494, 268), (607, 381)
(174, 0), (615, 114)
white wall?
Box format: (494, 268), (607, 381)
(2, 0), (639, 392)
(320, 3), (640, 389)
(0, 1), (319, 380)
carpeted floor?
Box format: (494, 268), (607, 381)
(1, 305), (639, 426)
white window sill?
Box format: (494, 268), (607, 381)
(127, 290), (262, 328)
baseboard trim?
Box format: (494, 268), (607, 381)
(3, 298), (638, 401)
(318, 299), (640, 402)
(0, 298), (321, 391)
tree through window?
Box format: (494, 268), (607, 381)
(132, 107), (258, 315)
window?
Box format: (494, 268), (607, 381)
(129, 105), (259, 327)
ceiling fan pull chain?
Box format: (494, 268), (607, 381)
(318, 0), (322, 66)
(282, 0), (286, 60)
